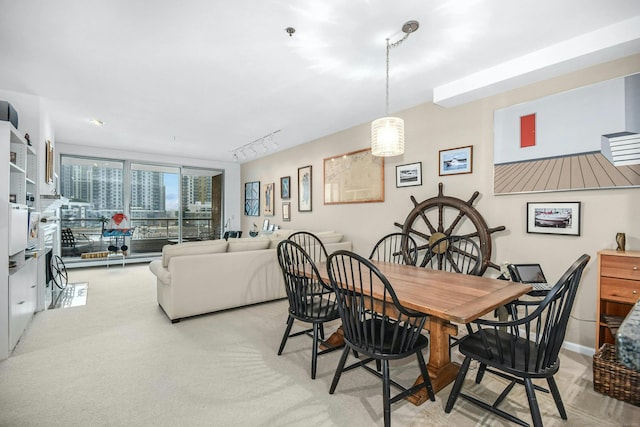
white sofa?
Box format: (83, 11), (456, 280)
(148, 230), (352, 322)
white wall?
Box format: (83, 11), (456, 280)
(241, 54), (640, 352)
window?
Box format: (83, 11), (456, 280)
(60, 155), (223, 263)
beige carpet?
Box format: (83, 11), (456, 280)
(1, 264), (638, 426)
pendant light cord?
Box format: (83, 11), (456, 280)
(385, 32), (411, 116)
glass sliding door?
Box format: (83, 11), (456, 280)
(129, 163), (180, 255)
(181, 168), (223, 241)
(60, 156), (125, 260)
(59, 155), (224, 264)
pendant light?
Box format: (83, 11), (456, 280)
(371, 20), (419, 157)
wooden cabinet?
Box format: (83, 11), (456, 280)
(596, 250), (640, 349)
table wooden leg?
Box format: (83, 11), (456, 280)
(406, 317), (459, 405)
(319, 325), (344, 350)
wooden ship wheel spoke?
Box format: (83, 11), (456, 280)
(394, 182), (506, 275)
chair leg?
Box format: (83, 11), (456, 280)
(547, 376), (567, 420)
(311, 322), (319, 379)
(416, 350), (435, 401)
(445, 356), (472, 413)
(319, 323), (325, 340)
(382, 359), (391, 427)
(524, 378), (543, 427)
(329, 346), (350, 394)
(475, 362), (487, 384)
(278, 316), (294, 355)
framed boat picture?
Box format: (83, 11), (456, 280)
(526, 202), (581, 236)
(439, 145), (472, 176)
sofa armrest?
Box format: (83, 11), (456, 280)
(149, 259), (171, 284)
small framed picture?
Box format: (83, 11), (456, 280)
(282, 202), (291, 222)
(262, 219), (270, 231)
(527, 202), (581, 236)
(280, 176), (290, 199)
(298, 165), (312, 212)
(439, 145), (473, 176)
(10, 151), (16, 164)
(263, 182), (275, 216)
(9, 194), (16, 203)
(396, 162), (422, 187)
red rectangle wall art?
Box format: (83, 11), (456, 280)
(520, 114), (536, 148)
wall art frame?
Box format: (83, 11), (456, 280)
(439, 145), (473, 176)
(526, 202), (581, 236)
(323, 148), (384, 204)
(298, 165), (312, 212)
(263, 182), (275, 216)
(244, 181), (260, 216)
(493, 73), (640, 195)
(282, 202), (291, 221)
(45, 139), (54, 184)
(396, 161), (422, 187)
(280, 176), (290, 199)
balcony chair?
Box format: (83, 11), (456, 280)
(276, 240), (341, 379)
(369, 232), (418, 265)
(444, 254), (590, 427)
(222, 230), (242, 240)
(60, 227), (93, 257)
(327, 250), (435, 427)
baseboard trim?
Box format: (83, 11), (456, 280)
(563, 340), (595, 356)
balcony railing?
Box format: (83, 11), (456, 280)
(60, 217), (220, 259)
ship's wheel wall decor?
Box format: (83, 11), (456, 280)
(394, 182), (506, 275)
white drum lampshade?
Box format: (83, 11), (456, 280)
(371, 116), (404, 157)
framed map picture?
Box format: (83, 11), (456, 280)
(324, 148), (384, 204)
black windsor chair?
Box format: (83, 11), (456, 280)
(288, 231), (328, 264)
(327, 250), (435, 427)
(369, 232), (418, 265)
(276, 240), (341, 379)
(444, 254), (590, 427)
(420, 234), (482, 275)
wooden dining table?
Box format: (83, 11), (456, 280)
(315, 260), (532, 405)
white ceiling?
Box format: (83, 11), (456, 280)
(1, 0), (640, 163)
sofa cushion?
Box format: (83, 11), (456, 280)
(227, 237), (271, 252)
(162, 239), (228, 267)
(270, 229), (296, 239)
(316, 231), (343, 244)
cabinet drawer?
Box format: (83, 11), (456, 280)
(601, 255), (640, 281)
(601, 277), (640, 304)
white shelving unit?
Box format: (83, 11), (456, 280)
(1, 121), (38, 359)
